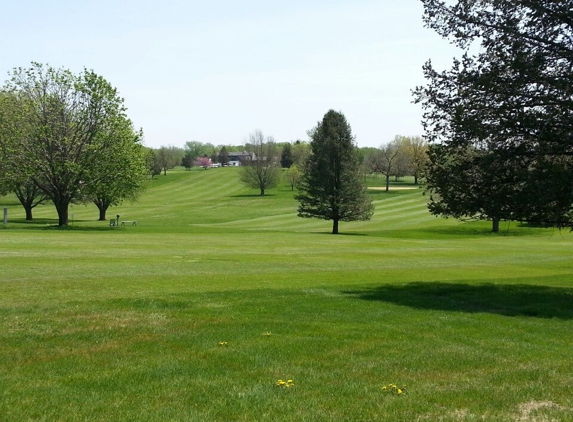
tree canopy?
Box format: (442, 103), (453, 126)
(296, 110), (373, 234)
(238, 130), (281, 196)
(0, 63), (147, 226)
(415, 0), (573, 229)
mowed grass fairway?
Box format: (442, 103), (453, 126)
(1, 167), (572, 421)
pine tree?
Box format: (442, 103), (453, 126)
(296, 110), (373, 234)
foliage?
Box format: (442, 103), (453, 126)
(195, 156), (212, 169)
(156, 146), (184, 176)
(1, 63), (143, 226)
(296, 110), (373, 234)
(238, 130), (281, 196)
(365, 137), (405, 192)
(414, 0), (573, 229)
(425, 144), (522, 232)
(183, 141), (217, 168)
(84, 126), (148, 221)
(284, 164), (302, 191)
(401, 136), (428, 184)
(217, 145), (229, 165)
(292, 140), (311, 167)
(0, 91), (48, 219)
(146, 148), (163, 177)
(280, 143), (293, 168)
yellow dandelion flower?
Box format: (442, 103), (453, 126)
(397, 389), (403, 395)
(382, 386), (387, 391)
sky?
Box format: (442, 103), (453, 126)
(1, 0), (461, 149)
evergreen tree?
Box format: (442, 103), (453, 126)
(296, 110), (373, 234)
(280, 143), (293, 168)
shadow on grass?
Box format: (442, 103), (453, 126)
(312, 231), (369, 237)
(230, 194), (277, 198)
(10, 218), (95, 225)
(343, 282), (573, 319)
(2, 218), (126, 232)
(364, 223), (564, 240)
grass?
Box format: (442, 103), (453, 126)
(1, 167), (572, 421)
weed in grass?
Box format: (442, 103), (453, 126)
(276, 379), (295, 388)
(382, 383), (406, 395)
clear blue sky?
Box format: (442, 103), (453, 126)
(1, 0), (460, 149)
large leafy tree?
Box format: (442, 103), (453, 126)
(84, 125), (148, 221)
(0, 91), (49, 220)
(415, 0), (573, 228)
(2, 63), (144, 226)
(401, 136), (428, 185)
(366, 137), (406, 192)
(156, 146), (184, 175)
(238, 130), (281, 196)
(296, 110), (373, 234)
(425, 143), (524, 232)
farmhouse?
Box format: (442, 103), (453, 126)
(227, 151), (256, 166)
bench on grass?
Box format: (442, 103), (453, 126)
(121, 220), (137, 226)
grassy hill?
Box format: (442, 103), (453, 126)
(1, 168), (572, 421)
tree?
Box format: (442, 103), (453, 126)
(2, 63), (141, 226)
(425, 143), (522, 232)
(401, 136), (428, 185)
(292, 140), (311, 167)
(181, 154), (193, 170)
(156, 146), (183, 175)
(0, 90), (48, 220)
(285, 164), (301, 191)
(84, 126), (148, 221)
(280, 143), (293, 168)
(218, 146), (229, 165)
(415, 0), (573, 229)
(238, 130), (281, 196)
(13, 180), (49, 221)
(195, 156), (212, 169)
(146, 148), (162, 178)
(366, 137), (405, 192)
(296, 110), (374, 234)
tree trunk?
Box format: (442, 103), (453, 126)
(414, 175), (419, 185)
(55, 200), (69, 226)
(94, 199), (111, 221)
(260, 188), (265, 196)
(492, 217), (500, 233)
(24, 205), (33, 221)
(385, 175), (390, 192)
(332, 219), (339, 234)
(98, 206), (108, 221)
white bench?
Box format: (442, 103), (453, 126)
(121, 220), (137, 226)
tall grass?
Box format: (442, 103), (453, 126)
(1, 167), (572, 421)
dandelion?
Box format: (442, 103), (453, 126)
(276, 379), (294, 388)
(218, 341), (228, 346)
(382, 383), (405, 395)
(263, 332), (271, 337)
